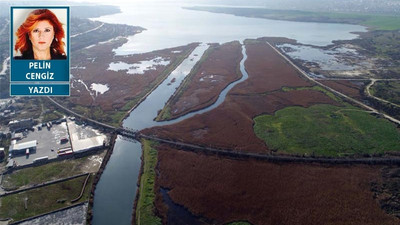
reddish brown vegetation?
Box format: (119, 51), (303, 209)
(168, 41), (243, 119)
(69, 39), (198, 111)
(231, 40), (312, 95)
(320, 80), (364, 100)
(155, 146), (399, 225)
(145, 41), (339, 152)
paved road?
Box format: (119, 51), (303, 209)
(47, 97), (116, 130)
(267, 42), (400, 126)
(140, 134), (400, 165)
(46, 42), (400, 165)
(366, 78), (400, 108)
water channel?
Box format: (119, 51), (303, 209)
(92, 42), (248, 224)
(91, 1), (367, 224)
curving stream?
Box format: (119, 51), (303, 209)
(91, 1), (367, 224)
(92, 42), (249, 224)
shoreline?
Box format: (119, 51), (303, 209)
(86, 134), (117, 225)
(121, 42), (201, 126)
(156, 41), (244, 122)
(88, 43), (200, 224)
(184, 6), (400, 31)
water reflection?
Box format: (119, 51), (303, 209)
(92, 1), (366, 54)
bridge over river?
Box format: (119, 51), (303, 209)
(48, 96), (400, 166)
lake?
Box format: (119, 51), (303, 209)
(92, 1), (366, 54)
(91, 1), (366, 224)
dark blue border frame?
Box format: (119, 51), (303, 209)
(10, 6), (70, 96)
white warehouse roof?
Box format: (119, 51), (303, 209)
(12, 140), (37, 150)
(72, 136), (105, 153)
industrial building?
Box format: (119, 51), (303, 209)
(72, 136), (106, 154)
(67, 120), (106, 154)
(9, 140), (37, 156)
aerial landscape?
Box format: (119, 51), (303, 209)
(0, 0), (400, 224)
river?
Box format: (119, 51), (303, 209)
(91, 1), (366, 224)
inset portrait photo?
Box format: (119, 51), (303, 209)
(12, 8), (68, 60)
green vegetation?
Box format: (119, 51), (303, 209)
(71, 18), (141, 52)
(2, 155), (101, 190)
(362, 15), (400, 31)
(282, 85), (341, 102)
(187, 7), (400, 30)
(71, 104), (119, 127)
(371, 81), (400, 105)
(254, 104), (400, 157)
(157, 106), (172, 121)
(42, 110), (64, 123)
(355, 30), (400, 63)
(0, 175), (93, 222)
(135, 139), (162, 225)
(109, 111), (127, 126)
(226, 222), (252, 225)
(10, 98), (42, 123)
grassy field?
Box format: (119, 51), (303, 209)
(254, 104), (400, 157)
(42, 110), (64, 123)
(187, 7), (400, 30)
(0, 175), (93, 222)
(226, 222), (252, 225)
(1, 154), (102, 190)
(282, 85), (341, 102)
(371, 81), (400, 105)
(135, 139), (162, 225)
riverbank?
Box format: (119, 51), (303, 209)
(86, 134), (117, 224)
(66, 39), (199, 127)
(124, 43), (200, 124)
(156, 41), (243, 121)
(133, 139), (161, 225)
(144, 39), (338, 152)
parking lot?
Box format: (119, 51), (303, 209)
(12, 122), (71, 166)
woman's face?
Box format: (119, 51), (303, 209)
(29, 20), (54, 53)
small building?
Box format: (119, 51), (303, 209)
(10, 140), (37, 156)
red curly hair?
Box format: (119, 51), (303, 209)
(15, 9), (65, 56)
